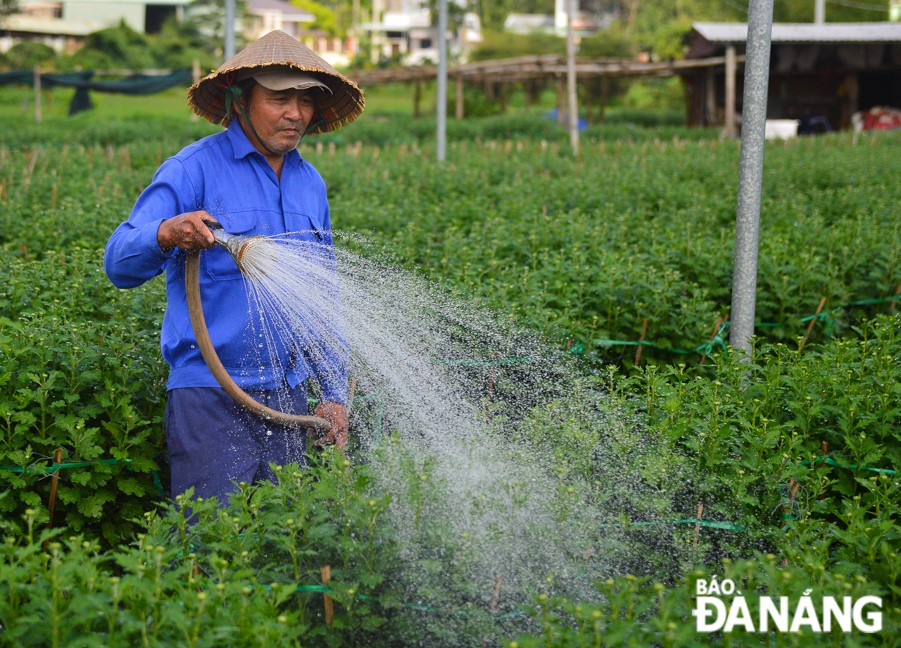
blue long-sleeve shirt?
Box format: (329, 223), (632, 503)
(104, 119), (347, 403)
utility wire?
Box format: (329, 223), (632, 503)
(720, 0), (749, 14)
(825, 0), (889, 11)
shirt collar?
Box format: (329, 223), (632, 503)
(226, 118), (303, 166)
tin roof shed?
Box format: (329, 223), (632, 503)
(682, 22), (901, 131)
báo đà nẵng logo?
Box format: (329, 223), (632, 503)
(692, 577), (883, 634)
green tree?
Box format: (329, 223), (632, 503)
(187, 0), (249, 57)
(293, 0), (339, 36)
(0, 0), (17, 21)
(64, 21), (158, 70)
(470, 29), (564, 60)
(3, 41), (56, 69)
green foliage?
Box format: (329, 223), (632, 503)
(0, 41), (56, 71)
(470, 29), (565, 61)
(66, 22), (158, 71)
(310, 130), (901, 364)
(508, 553), (896, 646)
(295, 0), (340, 36)
(0, 458), (400, 646)
(577, 23), (637, 59)
(0, 111), (896, 645)
(618, 76), (685, 111)
(0, 0), (17, 20)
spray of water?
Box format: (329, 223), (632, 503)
(216, 229), (693, 641)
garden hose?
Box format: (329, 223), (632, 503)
(185, 250), (331, 432)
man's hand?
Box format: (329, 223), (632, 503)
(310, 401), (349, 449)
(158, 211), (218, 252)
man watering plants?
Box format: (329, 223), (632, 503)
(103, 30), (364, 506)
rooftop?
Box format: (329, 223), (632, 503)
(693, 21), (901, 44)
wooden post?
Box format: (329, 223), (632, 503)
(455, 75), (464, 119)
(490, 575), (503, 611)
(693, 501), (704, 547)
(321, 565), (334, 626)
(33, 65), (42, 124)
(555, 77), (566, 124)
(634, 318), (649, 366)
(43, 448), (63, 551)
(413, 79), (422, 119)
(699, 316), (724, 365)
(799, 296), (827, 352)
(725, 45), (737, 137)
(705, 67), (716, 127)
(891, 282), (901, 312)
(191, 58), (201, 122)
(598, 76), (610, 124)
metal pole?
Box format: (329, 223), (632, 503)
(225, 0), (236, 61)
(436, 0), (448, 162)
(566, 0), (579, 156)
(729, 0), (774, 358)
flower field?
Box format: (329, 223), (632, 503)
(0, 112), (898, 646)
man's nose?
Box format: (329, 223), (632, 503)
(284, 98), (304, 120)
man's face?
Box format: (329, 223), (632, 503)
(242, 85), (316, 158)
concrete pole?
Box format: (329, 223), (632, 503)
(225, 0), (236, 60)
(436, 0), (448, 162)
(730, 0), (774, 358)
(566, 0), (580, 156)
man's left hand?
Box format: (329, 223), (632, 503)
(310, 401), (349, 449)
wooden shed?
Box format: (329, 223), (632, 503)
(682, 22), (901, 133)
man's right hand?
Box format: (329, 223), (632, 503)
(158, 211), (218, 252)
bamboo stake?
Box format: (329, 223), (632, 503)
(43, 448), (63, 551)
(487, 351), (499, 399)
(321, 565), (333, 626)
(693, 501), (704, 547)
(891, 282), (901, 312)
(699, 316), (723, 365)
(799, 296), (827, 352)
(34, 65), (42, 124)
(490, 575), (503, 611)
(51, 183), (57, 210)
(634, 318), (649, 366)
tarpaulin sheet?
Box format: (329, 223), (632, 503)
(0, 69), (192, 115)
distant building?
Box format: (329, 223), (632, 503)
(60, 0), (190, 34)
(682, 22), (901, 131)
(362, 0), (482, 65)
(504, 0), (611, 37)
(0, 1), (95, 54)
(244, 0), (314, 41)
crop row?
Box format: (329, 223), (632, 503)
(0, 119), (897, 645)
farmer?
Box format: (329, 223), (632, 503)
(103, 30), (364, 505)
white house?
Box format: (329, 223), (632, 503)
(60, 0), (190, 34)
(244, 0), (314, 41)
(505, 0), (610, 37)
(362, 0), (481, 65)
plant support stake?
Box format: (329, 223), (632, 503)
(729, 0), (774, 359)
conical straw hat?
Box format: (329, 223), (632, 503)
(188, 30), (364, 134)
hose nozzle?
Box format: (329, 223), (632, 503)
(204, 221), (263, 273)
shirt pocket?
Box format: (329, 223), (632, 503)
(284, 211), (327, 245)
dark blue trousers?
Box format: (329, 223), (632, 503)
(165, 384), (308, 506)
